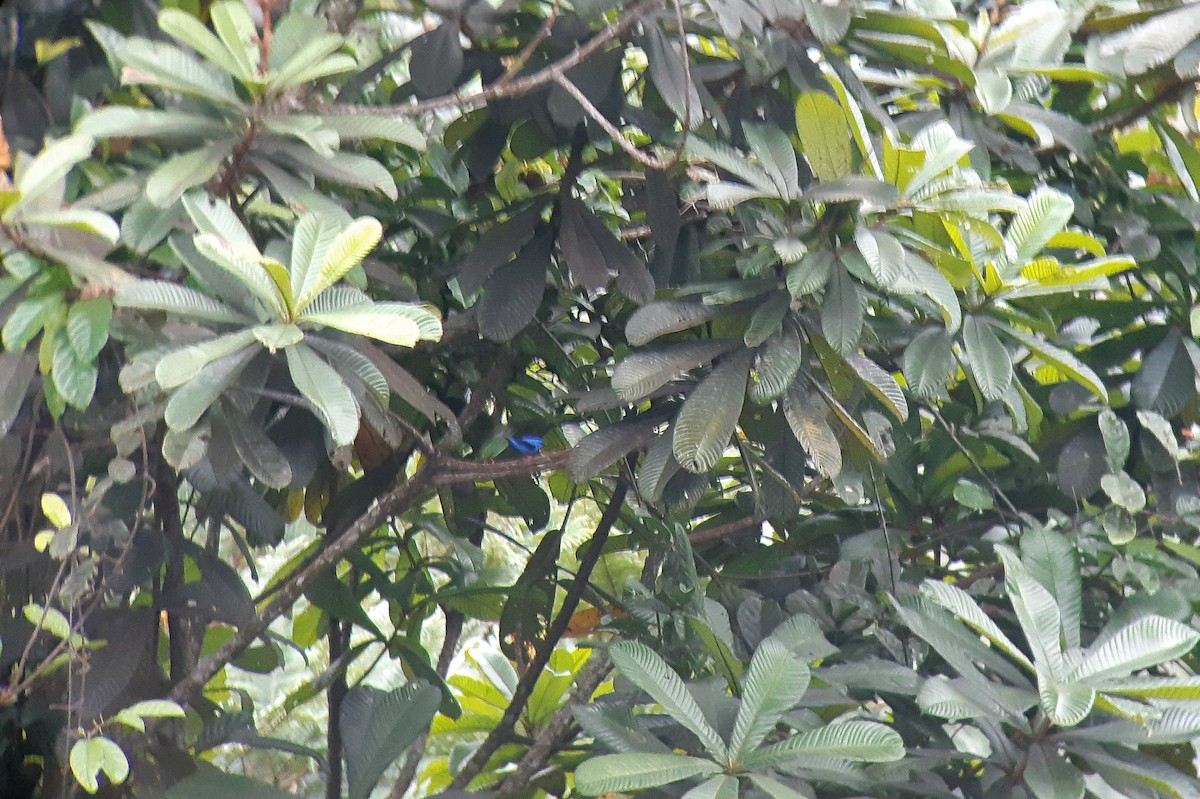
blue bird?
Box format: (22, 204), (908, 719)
(506, 434), (544, 455)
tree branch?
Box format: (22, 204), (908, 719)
(326, 0), (662, 118)
(168, 450), (571, 705)
(494, 654), (613, 796)
(448, 477), (629, 789)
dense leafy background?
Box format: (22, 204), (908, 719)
(6, 0), (1200, 797)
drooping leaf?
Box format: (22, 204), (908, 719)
(341, 682), (441, 799)
(961, 315), (1012, 401)
(285, 344), (360, 446)
(795, 92), (852, 181)
(672, 350), (753, 473)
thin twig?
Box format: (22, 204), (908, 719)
(168, 450), (572, 704)
(448, 478), (629, 789)
(495, 654), (613, 796)
(324, 0), (662, 117)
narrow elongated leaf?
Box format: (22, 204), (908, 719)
(673, 350), (752, 474)
(608, 641), (728, 759)
(994, 323), (1106, 400)
(303, 303), (441, 347)
(784, 384), (841, 478)
(1021, 527), (1082, 650)
(744, 125), (798, 200)
(1024, 743), (1085, 799)
(156, 330), (258, 389)
(821, 264), (863, 354)
(743, 720), (904, 767)
(315, 115), (425, 150)
(846, 354), (908, 422)
(296, 217), (382, 309)
(286, 344), (360, 446)
(164, 347), (257, 430)
(117, 280), (249, 325)
(1000, 187), (1074, 277)
(729, 639), (810, 760)
(961, 315), (1012, 401)
(76, 107), (230, 140)
(614, 340), (737, 401)
(644, 25), (700, 127)
(117, 38), (243, 107)
(194, 232), (285, 317)
(209, 0), (259, 80)
(997, 547), (1064, 677)
(158, 8), (249, 79)
(14, 135), (94, 205)
(750, 325), (803, 403)
(627, 300), (729, 346)
(920, 581), (1034, 672)
(569, 413), (663, 481)
(147, 140), (235, 208)
(575, 754), (720, 795)
(1069, 616), (1200, 683)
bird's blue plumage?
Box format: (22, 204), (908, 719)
(507, 435), (544, 454)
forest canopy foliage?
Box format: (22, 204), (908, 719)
(7, 0), (1200, 797)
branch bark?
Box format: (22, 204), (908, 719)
(325, 0), (662, 118)
(494, 654), (613, 796)
(168, 450), (570, 705)
(448, 477), (629, 789)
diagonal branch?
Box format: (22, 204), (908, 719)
(448, 477), (629, 789)
(168, 450), (571, 705)
(326, 0), (662, 118)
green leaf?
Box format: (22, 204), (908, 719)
(315, 115), (425, 150)
(146, 140), (235, 208)
(116, 37), (243, 107)
(1101, 471), (1146, 513)
(795, 92), (852, 181)
(608, 641), (728, 760)
(66, 298), (112, 362)
(302, 303), (441, 347)
(286, 344), (359, 446)
(1097, 408), (1130, 471)
(1133, 332), (1194, 416)
(1021, 527), (1082, 650)
(821, 264), (864, 354)
(209, 0), (259, 80)
(194, 232), (285, 317)
(729, 639), (810, 761)
(51, 330), (98, 409)
(158, 7), (250, 79)
(846, 354), (908, 422)
(1040, 680), (1095, 728)
(998, 547), (1064, 677)
(1024, 743), (1085, 799)
(70, 737), (129, 794)
(784, 384), (841, 479)
(787, 251), (834, 298)
(750, 325), (803, 403)
(575, 753), (720, 795)
(341, 682), (441, 799)
(627, 300), (729, 346)
(294, 216), (382, 308)
(744, 125), (798, 201)
(613, 340), (735, 402)
(76, 106), (230, 139)
(672, 350), (752, 474)
(1000, 187), (1074, 277)
(1070, 616), (1200, 683)
(994, 324), (1106, 401)
(644, 25), (701, 127)
(117, 280), (249, 325)
(155, 329), (258, 390)
(903, 328), (956, 398)
(13, 135), (94, 206)
(919, 581), (1035, 672)
(961, 315), (1012, 401)
(165, 346), (258, 430)
(23, 603), (72, 638)
(743, 720), (905, 768)
(19, 208), (119, 244)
